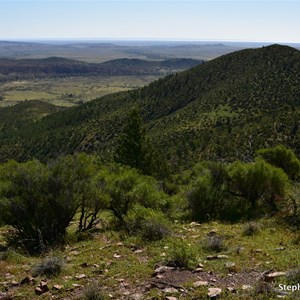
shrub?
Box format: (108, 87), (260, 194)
(140, 219), (171, 242)
(243, 222), (260, 236)
(126, 205), (171, 241)
(166, 239), (196, 269)
(187, 174), (224, 222)
(0, 155), (104, 252)
(32, 256), (64, 277)
(97, 165), (168, 231)
(228, 159), (289, 211)
(203, 236), (226, 253)
(81, 282), (106, 300)
(286, 266), (300, 284)
(187, 172), (249, 222)
(0, 160), (78, 252)
(257, 145), (300, 180)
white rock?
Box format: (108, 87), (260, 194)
(208, 287), (222, 298)
(193, 280), (208, 287)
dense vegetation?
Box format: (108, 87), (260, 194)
(0, 44), (299, 171)
(0, 57), (202, 81)
(0, 145), (299, 253)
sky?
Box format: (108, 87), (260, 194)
(0, 0), (300, 43)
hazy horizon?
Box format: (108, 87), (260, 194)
(1, 1), (299, 43)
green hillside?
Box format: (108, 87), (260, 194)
(0, 44), (299, 170)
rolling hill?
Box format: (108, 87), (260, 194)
(0, 57), (202, 81)
(0, 44), (299, 170)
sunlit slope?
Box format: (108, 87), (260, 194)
(0, 45), (299, 168)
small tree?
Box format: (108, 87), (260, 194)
(256, 145), (300, 180)
(115, 109), (146, 170)
(114, 109), (169, 178)
(51, 154), (109, 232)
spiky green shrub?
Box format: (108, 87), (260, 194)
(243, 222), (260, 236)
(203, 236), (227, 253)
(32, 256), (64, 277)
(165, 239), (197, 269)
(81, 282), (107, 300)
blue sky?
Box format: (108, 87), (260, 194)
(0, 0), (299, 42)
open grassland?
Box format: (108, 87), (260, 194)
(0, 218), (299, 299)
(0, 75), (159, 107)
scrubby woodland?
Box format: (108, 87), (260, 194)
(0, 45), (300, 299)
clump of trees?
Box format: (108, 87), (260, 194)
(187, 146), (298, 222)
(0, 154), (169, 253)
(0, 144), (298, 253)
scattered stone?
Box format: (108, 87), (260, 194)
(69, 250), (80, 256)
(207, 255), (228, 260)
(217, 255), (228, 259)
(156, 274), (164, 279)
(153, 266), (174, 275)
(75, 274), (86, 280)
(207, 229), (218, 236)
(160, 252), (166, 257)
(198, 263), (204, 268)
(35, 287), (44, 295)
(190, 222), (201, 227)
(93, 263), (100, 268)
(166, 297), (178, 300)
(163, 287), (178, 294)
(193, 280), (208, 287)
(193, 267), (204, 273)
(275, 247), (285, 251)
(0, 292), (12, 300)
(227, 287), (236, 293)
(208, 287), (222, 298)
(10, 280), (19, 286)
(225, 262), (237, 272)
(122, 291), (131, 296)
(116, 242), (124, 246)
(53, 284), (63, 290)
(113, 253), (121, 259)
(131, 293), (143, 300)
(254, 249), (263, 253)
(163, 246), (169, 250)
(72, 283), (82, 288)
(242, 285), (252, 290)
(265, 272), (286, 281)
(20, 276), (35, 285)
(134, 249), (143, 254)
(35, 281), (49, 295)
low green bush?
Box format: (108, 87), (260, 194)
(165, 239), (197, 269)
(32, 256), (64, 277)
